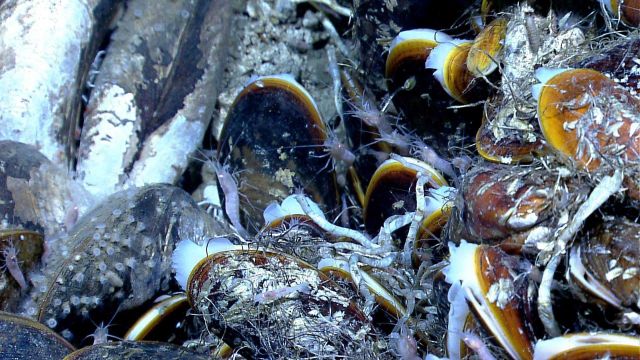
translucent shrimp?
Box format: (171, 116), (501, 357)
(210, 160), (250, 240)
(1, 241), (27, 290)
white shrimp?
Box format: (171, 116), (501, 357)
(2, 241), (27, 290)
(211, 160), (250, 239)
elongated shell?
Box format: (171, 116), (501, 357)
(425, 39), (475, 104)
(218, 74), (339, 229)
(467, 18), (507, 77)
(533, 333), (640, 360)
(444, 241), (536, 360)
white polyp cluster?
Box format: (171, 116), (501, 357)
(425, 39), (472, 96)
(533, 333), (640, 360)
(531, 67), (572, 103)
(262, 194), (326, 225)
(389, 28), (453, 52)
(171, 237), (236, 290)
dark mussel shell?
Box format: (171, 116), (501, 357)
(123, 294), (191, 343)
(218, 75), (339, 232)
(0, 140), (93, 236)
(36, 184), (220, 346)
(353, 0), (477, 97)
(0, 311), (74, 359)
(62, 341), (211, 360)
(363, 157), (447, 236)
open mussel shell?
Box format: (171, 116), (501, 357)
(217, 74), (339, 231)
(0, 230), (43, 311)
(35, 184), (220, 346)
(568, 217), (639, 322)
(353, 0), (477, 96)
(600, 0), (640, 27)
(443, 241), (536, 360)
(62, 341), (211, 360)
(0, 311), (75, 359)
(363, 156), (447, 236)
(533, 68), (640, 171)
(317, 257), (406, 319)
(172, 239), (383, 358)
(533, 333), (640, 360)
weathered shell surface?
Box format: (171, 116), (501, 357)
(187, 249), (386, 358)
(0, 140), (94, 236)
(62, 341), (211, 360)
(0, 311), (74, 359)
(35, 184), (224, 346)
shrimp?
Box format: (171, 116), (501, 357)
(2, 241), (27, 290)
(210, 160), (250, 239)
(409, 138), (456, 180)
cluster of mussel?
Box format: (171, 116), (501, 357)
(1, 0), (640, 359)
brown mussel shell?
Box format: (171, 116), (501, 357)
(569, 217), (640, 316)
(447, 164), (566, 249)
(0, 311), (75, 359)
(218, 75), (339, 230)
(36, 184), (220, 346)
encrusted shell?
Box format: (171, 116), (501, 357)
(35, 184), (219, 346)
(183, 246), (384, 358)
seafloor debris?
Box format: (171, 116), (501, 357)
(0, 0), (638, 359)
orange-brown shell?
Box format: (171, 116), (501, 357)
(467, 18), (507, 77)
(537, 69), (640, 171)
